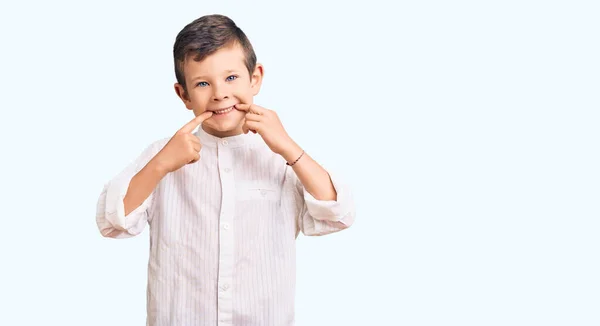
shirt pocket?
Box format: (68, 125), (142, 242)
(236, 182), (281, 201)
(234, 182), (285, 253)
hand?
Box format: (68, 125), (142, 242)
(151, 111), (213, 174)
(235, 103), (297, 156)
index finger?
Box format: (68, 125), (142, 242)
(235, 103), (266, 115)
(179, 111), (213, 133)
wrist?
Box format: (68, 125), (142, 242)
(280, 141), (303, 164)
(146, 158), (169, 178)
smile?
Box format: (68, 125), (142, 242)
(213, 106), (234, 115)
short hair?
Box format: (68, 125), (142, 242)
(173, 14), (257, 91)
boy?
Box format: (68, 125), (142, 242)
(96, 14), (355, 326)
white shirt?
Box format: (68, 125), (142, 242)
(96, 126), (355, 326)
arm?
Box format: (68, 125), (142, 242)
(96, 111), (213, 238)
(281, 141), (337, 201)
(123, 160), (167, 216)
(285, 147), (356, 237)
(236, 103), (356, 236)
(96, 142), (162, 239)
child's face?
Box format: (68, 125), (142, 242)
(175, 43), (263, 137)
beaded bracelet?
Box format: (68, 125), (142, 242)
(286, 150), (305, 166)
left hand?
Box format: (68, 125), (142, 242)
(235, 103), (297, 156)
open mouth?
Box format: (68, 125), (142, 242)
(212, 106), (234, 115)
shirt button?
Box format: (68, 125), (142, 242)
(224, 168), (231, 173)
(220, 283), (229, 291)
(260, 190), (267, 197)
(222, 223), (229, 230)
(222, 140), (228, 146)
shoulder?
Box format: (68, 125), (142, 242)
(134, 136), (170, 161)
(148, 136), (171, 152)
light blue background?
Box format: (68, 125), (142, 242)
(0, 0), (598, 325)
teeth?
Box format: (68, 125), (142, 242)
(214, 106), (233, 114)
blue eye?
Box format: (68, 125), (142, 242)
(197, 81), (209, 87)
(226, 75), (237, 81)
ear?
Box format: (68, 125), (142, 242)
(174, 83), (193, 110)
(250, 63), (264, 96)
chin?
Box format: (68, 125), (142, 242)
(204, 113), (244, 136)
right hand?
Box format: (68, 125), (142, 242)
(151, 111), (213, 174)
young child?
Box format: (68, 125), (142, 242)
(96, 14), (355, 326)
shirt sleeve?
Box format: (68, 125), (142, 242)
(294, 168), (356, 236)
(96, 141), (162, 239)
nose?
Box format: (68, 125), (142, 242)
(211, 83), (229, 102)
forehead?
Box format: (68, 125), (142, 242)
(184, 44), (246, 78)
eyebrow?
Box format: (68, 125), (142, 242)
(191, 70), (239, 81)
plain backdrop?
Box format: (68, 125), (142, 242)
(0, 0), (599, 325)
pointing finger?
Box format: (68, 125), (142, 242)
(234, 103), (250, 112)
(244, 113), (263, 122)
(179, 111), (213, 133)
(235, 103), (266, 115)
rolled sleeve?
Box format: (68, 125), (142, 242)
(103, 169), (153, 236)
(96, 141), (163, 238)
(297, 170), (356, 236)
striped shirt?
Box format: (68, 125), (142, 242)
(95, 126), (355, 326)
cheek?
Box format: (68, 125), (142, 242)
(234, 89), (253, 103)
(189, 90), (204, 102)
(189, 91), (209, 107)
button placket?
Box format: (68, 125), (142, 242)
(216, 139), (234, 323)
